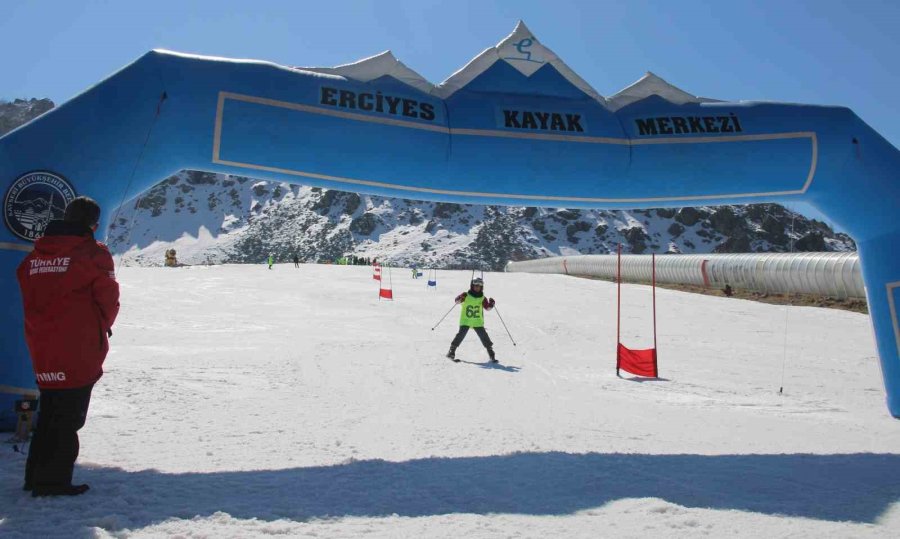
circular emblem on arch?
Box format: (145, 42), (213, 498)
(4, 171), (77, 242)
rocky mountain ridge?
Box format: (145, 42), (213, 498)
(0, 98), (54, 136)
(104, 171), (854, 270)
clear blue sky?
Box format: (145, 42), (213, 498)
(3, 0), (898, 230)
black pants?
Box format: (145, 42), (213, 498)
(451, 326), (493, 350)
(25, 383), (94, 489)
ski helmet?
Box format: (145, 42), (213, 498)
(471, 277), (484, 287)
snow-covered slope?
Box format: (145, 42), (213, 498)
(0, 264), (897, 537)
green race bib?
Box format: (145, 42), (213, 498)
(459, 294), (485, 327)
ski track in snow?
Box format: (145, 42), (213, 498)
(1, 264), (899, 538)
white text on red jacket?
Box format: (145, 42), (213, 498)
(28, 257), (71, 276)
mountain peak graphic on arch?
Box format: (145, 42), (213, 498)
(2, 21), (899, 422)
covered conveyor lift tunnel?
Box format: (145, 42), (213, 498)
(2, 22), (899, 424)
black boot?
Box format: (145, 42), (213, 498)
(488, 348), (497, 363)
(32, 483), (90, 497)
(447, 347), (459, 362)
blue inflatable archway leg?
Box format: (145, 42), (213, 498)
(857, 237), (900, 418)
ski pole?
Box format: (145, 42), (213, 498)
(431, 304), (457, 331)
(492, 305), (517, 346)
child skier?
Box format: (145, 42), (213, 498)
(447, 277), (497, 363)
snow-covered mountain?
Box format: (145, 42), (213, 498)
(3, 99), (857, 270)
(105, 171), (855, 270)
(0, 98), (53, 135)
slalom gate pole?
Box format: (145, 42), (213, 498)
(493, 305), (517, 346)
(652, 252), (659, 378)
(431, 304), (457, 330)
(616, 243), (622, 376)
(377, 264), (383, 299)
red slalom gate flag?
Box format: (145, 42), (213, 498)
(378, 265), (393, 300)
(617, 343), (658, 378)
(373, 265), (382, 281)
(615, 245), (660, 378)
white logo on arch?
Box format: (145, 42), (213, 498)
(4, 171), (76, 242)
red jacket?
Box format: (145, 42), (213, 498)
(17, 221), (120, 389)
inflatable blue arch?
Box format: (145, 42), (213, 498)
(2, 22), (899, 425)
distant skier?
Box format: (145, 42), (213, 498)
(267, 254), (274, 270)
(293, 254), (300, 268)
(447, 277), (497, 363)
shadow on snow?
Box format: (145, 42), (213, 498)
(458, 359), (522, 372)
(620, 376), (672, 383)
(2, 451), (899, 535)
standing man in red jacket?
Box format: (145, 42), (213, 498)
(16, 196), (120, 497)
